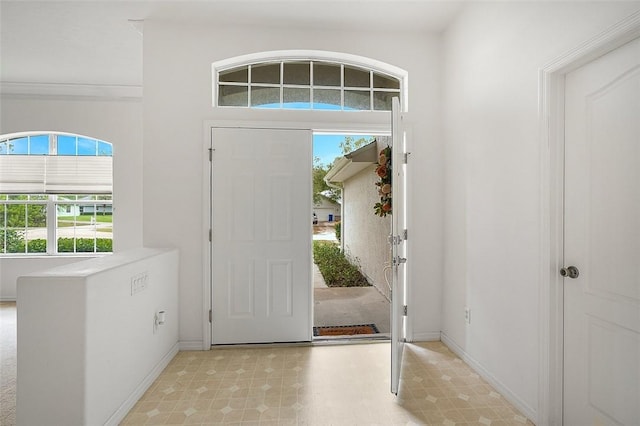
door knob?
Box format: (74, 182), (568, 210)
(560, 266), (580, 279)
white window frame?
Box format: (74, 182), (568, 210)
(0, 132), (113, 256)
(213, 50), (409, 112)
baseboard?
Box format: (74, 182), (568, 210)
(410, 331), (441, 342)
(104, 341), (179, 426)
(180, 340), (206, 351)
(0, 298), (17, 302)
(440, 332), (538, 424)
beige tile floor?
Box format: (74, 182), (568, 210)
(121, 342), (534, 425)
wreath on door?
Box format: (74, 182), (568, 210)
(374, 146), (392, 217)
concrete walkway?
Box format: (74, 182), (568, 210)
(313, 263), (390, 335)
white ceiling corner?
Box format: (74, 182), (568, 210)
(0, 0), (465, 94)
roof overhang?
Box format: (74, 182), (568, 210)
(325, 141), (377, 184)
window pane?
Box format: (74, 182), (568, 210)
(0, 142), (8, 154)
(344, 66), (370, 88)
(313, 63), (341, 86)
(283, 62), (310, 85)
(373, 91), (397, 111)
(314, 89), (342, 109)
(56, 202), (113, 254)
(373, 73), (400, 90)
(251, 86), (280, 108)
(98, 141), (113, 156)
(283, 88), (310, 108)
(26, 204), (46, 253)
(7, 204), (26, 227)
(77, 137), (97, 156)
(8, 137), (28, 154)
(251, 63), (280, 84)
(29, 135), (49, 155)
(57, 135), (77, 155)
(27, 204), (46, 227)
(219, 66), (248, 83)
(6, 230), (25, 253)
(219, 85), (248, 107)
(344, 90), (371, 110)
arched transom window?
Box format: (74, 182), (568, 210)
(215, 55), (404, 111)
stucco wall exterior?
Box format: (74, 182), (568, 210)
(343, 164), (391, 300)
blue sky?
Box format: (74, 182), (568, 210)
(0, 135), (112, 156)
(313, 134), (373, 167)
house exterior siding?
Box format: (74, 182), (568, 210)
(343, 164), (391, 300)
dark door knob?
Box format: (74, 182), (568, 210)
(560, 266), (580, 279)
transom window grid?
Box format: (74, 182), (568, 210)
(217, 61), (401, 111)
(0, 132), (113, 256)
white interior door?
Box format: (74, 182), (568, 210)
(391, 97), (407, 395)
(563, 37), (640, 425)
(210, 127), (312, 344)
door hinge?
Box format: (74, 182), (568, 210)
(208, 148), (213, 162)
(208, 309), (212, 323)
(403, 305), (408, 316)
(403, 152), (410, 164)
(208, 229), (212, 241)
(403, 229), (408, 241)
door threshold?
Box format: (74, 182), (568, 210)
(312, 333), (390, 345)
(209, 334), (391, 349)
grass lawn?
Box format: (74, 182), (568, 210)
(58, 215), (112, 223)
(313, 240), (369, 287)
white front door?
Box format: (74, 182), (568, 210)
(210, 127), (312, 344)
(390, 97), (407, 395)
(563, 37), (640, 425)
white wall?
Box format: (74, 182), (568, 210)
(0, 95), (144, 300)
(17, 248), (179, 425)
(143, 21), (443, 347)
(343, 164), (392, 300)
(441, 1), (640, 421)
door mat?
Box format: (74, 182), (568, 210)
(313, 324), (380, 336)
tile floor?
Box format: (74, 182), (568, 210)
(121, 342), (534, 425)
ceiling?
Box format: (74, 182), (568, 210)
(0, 0), (465, 88)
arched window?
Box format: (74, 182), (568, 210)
(213, 51), (407, 111)
(0, 132), (113, 255)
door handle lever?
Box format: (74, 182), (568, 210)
(560, 266), (580, 279)
(393, 256), (407, 266)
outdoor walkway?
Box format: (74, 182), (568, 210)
(313, 263), (390, 335)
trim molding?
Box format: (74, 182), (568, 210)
(538, 10), (640, 426)
(179, 340), (206, 351)
(104, 342), (179, 426)
(0, 81), (142, 100)
(441, 332), (537, 424)
(411, 331), (441, 342)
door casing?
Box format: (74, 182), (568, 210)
(538, 11), (640, 426)
(201, 119), (394, 349)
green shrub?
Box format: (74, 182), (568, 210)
(334, 221), (341, 242)
(313, 241), (369, 287)
(27, 239), (47, 253)
(57, 238), (112, 253)
(2, 230), (25, 253)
